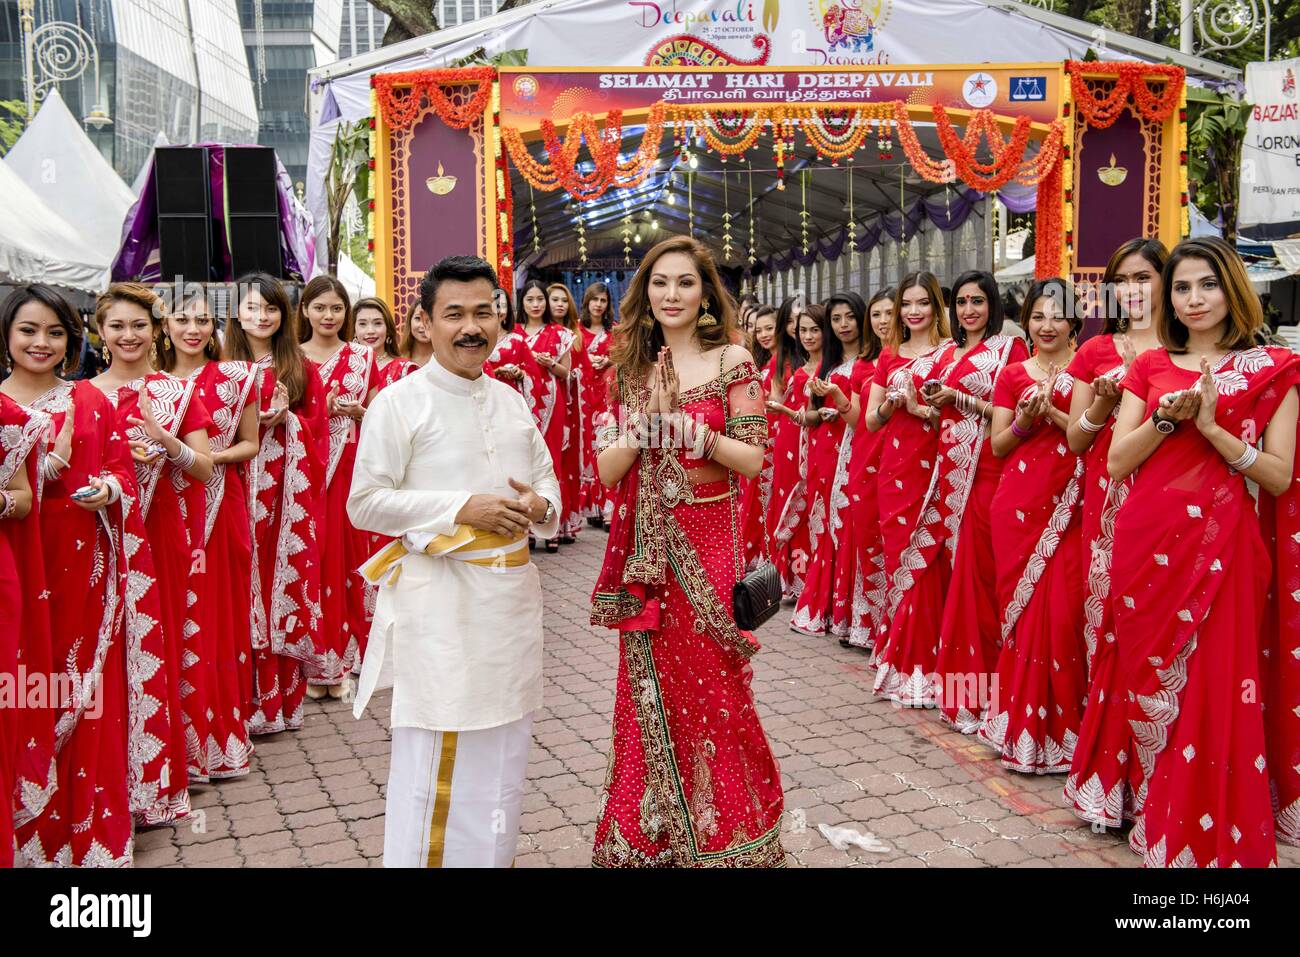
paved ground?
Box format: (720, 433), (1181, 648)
(135, 531), (1300, 868)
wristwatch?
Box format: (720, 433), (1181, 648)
(1151, 408), (1176, 435)
(538, 500), (555, 524)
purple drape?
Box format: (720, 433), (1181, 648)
(762, 186), (989, 275)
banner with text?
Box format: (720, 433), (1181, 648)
(1240, 56), (1300, 241)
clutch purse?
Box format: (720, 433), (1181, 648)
(732, 560), (782, 632)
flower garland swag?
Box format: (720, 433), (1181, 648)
(1065, 61), (1185, 129)
(491, 80), (513, 284)
(371, 67), (497, 131)
(893, 103), (1064, 191)
(501, 104), (666, 202)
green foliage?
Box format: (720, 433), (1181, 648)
(0, 100), (28, 157)
(1187, 86), (1251, 240)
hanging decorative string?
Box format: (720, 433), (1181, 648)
(800, 168), (810, 256)
(688, 170), (695, 238)
(622, 211), (633, 264)
(747, 168), (757, 267)
(846, 163), (856, 272)
(576, 209), (587, 264)
(722, 171), (733, 261)
(529, 184), (541, 254)
(254, 0), (268, 105)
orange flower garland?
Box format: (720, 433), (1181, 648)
(1066, 61), (1185, 129)
(931, 105), (1034, 192)
(372, 68), (496, 131)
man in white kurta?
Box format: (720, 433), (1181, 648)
(347, 256), (560, 868)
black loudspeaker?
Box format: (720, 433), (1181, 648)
(155, 146), (213, 282)
(226, 147), (282, 279)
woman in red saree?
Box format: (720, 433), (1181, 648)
(846, 289), (895, 650)
(1064, 238), (1168, 824)
(791, 293), (875, 638)
(862, 272), (952, 658)
(581, 282), (616, 525)
(162, 291), (260, 779)
(590, 235), (784, 867)
(549, 283), (597, 543)
(0, 390), (46, 867)
(1099, 238), (1298, 867)
(5, 285), (180, 865)
(519, 280), (570, 553)
(735, 305), (778, 570)
(486, 288), (547, 424)
(876, 272), (1028, 713)
(766, 302), (823, 601)
(224, 274), (327, 734)
(978, 279), (1088, 773)
(356, 296), (415, 390)
(91, 284), (215, 798)
(299, 276), (377, 692)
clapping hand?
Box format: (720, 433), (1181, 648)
(1158, 387), (1201, 423)
(1194, 356), (1218, 432)
(259, 382), (289, 427)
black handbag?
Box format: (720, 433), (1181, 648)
(732, 560), (782, 631)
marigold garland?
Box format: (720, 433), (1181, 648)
(372, 67), (496, 131)
(1065, 61), (1185, 129)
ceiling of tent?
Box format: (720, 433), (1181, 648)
(512, 119), (1013, 271)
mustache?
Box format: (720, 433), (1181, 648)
(453, 335), (488, 347)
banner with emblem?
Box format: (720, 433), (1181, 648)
(1240, 56), (1300, 240)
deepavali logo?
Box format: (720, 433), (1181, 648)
(512, 75), (538, 100)
(626, 0), (767, 30)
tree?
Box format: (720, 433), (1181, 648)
(1187, 86), (1250, 241)
(325, 120), (371, 275)
(0, 100), (27, 157)
(372, 0), (534, 46)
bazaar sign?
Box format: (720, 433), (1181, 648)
(499, 64), (1064, 130)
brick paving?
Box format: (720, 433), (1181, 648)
(136, 530), (1300, 868)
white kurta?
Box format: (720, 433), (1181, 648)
(346, 356), (560, 733)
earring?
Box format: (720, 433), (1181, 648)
(697, 298), (718, 328)
(101, 344), (110, 363)
(164, 334), (172, 350)
(643, 310), (655, 326)
(150, 341), (158, 365)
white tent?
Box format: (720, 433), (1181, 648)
(5, 90), (135, 266)
(132, 131), (171, 197)
(0, 158), (109, 291)
(337, 252), (376, 301)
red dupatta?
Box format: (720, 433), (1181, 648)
(317, 342), (374, 486)
(486, 330), (547, 424)
(375, 356), (416, 391)
(1, 398), (56, 833)
(1112, 347), (1299, 866)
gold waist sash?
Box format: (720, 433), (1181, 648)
(360, 525), (529, 586)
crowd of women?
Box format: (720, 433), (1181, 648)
(734, 235), (1300, 869)
(1, 230), (1298, 869)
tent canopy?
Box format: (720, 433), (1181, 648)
(306, 0), (1234, 277)
(5, 90), (135, 265)
(0, 158), (109, 292)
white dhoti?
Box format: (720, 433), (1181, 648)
(383, 712), (535, 868)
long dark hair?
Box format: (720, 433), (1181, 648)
(749, 304), (778, 371)
(518, 279), (551, 325)
(1020, 277), (1084, 346)
(821, 291), (868, 378)
(1159, 237), (1262, 353)
(297, 274), (353, 343)
(1101, 237), (1168, 335)
(610, 234), (737, 384)
(224, 273), (307, 404)
(580, 281), (614, 332)
(772, 296), (806, 394)
(948, 270), (1004, 346)
(494, 287), (516, 333)
(1, 283), (85, 375)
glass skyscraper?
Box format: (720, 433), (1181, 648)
(0, 0), (259, 182)
(338, 0), (385, 59)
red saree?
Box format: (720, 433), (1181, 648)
(791, 358), (870, 637)
(869, 346), (949, 652)
(1107, 347), (1297, 867)
(876, 336), (1026, 709)
(525, 324), (568, 518)
(1, 396), (55, 866)
(486, 329), (547, 424)
(247, 356), (326, 734)
(561, 328), (598, 537)
(581, 326), (615, 520)
(847, 361), (886, 648)
(17, 380), (183, 865)
(313, 342), (377, 681)
(1262, 418), (1300, 847)
(187, 360), (259, 778)
(590, 353), (784, 867)
(111, 373), (211, 792)
(767, 366), (811, 600)
(977, 364), (1087, 774)
(375, 356), (416, 392)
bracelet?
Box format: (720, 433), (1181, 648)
(43, 457), (63, 482)
(1011, 418), (1034, 439)
(0, 490), (13, 519)
(1227, 443), (1259, 473)
(48, 451), (70, 470)
(102, 476), (122, 505)
(702, 426), (721, 460)
(1078, 410), (1106, 434)
(168, 442), (197, 472)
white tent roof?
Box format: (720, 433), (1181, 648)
(5, 90), (135, 265)
(0, 158), (109, 292)
(337, 253), (376, 301)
